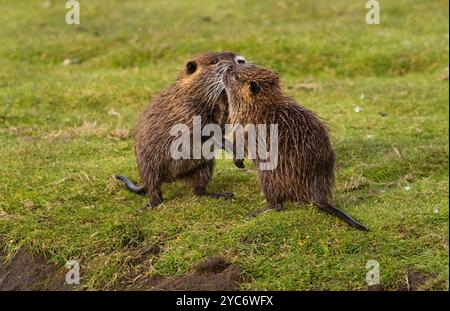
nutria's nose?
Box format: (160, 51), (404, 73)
(235, 55), (246, 65)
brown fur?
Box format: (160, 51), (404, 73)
(131, 52), (244, 207)
(224, 64), (368, 231)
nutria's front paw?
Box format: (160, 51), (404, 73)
(234, 159), (245, 169)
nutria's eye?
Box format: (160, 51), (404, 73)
(237, 59), (245, 64)
(186, 61), (197, 74)
(249, 81), (260, 95)
(210, 59), (219, 65)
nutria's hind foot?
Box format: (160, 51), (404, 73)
(147, 198), (163, 209)
(194, 187), (234, 200)
(245, 203), (284, 218)
(234, 159), (245, 169)
(147, 189), (163, 208)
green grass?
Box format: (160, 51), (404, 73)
(0, 0), (448, 290)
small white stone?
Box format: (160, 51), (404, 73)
(360, 94), (365, 100)
(107, 108), (121, 117)
(404, 186), (412, 191)
(63, 58), (79, 66)
(433, 207), (440, 213)
(354, 106), (362, 113)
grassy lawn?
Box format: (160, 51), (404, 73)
(0, 0), (448, 290)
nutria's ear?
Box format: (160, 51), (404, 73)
(269, 71), (280, 84)
(250, 81), (260, 95)
(186, 61), (197, 74)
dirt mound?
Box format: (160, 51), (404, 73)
(119, 256), (242, 291)
(403, 271), (432, 291)
(367, 271), (434, 291)
(0, 247), (73, 291)
(1, 240), (242, 291)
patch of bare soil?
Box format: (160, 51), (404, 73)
(367, 271), (435, 291)
(1, 234), (241, 291)
(403, 271), (433, 291)
(367, 284), (385, 291)
(118, 256), (242, 291)
(0, 247), (74, 291)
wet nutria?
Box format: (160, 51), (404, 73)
(116, 52), (246, 207)
(223, 64), (368, 231)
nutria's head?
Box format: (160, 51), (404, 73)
(224, 64), (282, 113)
(179, 51), (247, 105)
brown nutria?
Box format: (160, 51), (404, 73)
(116, 52), (246, 207)
(223, 64), (368, 231)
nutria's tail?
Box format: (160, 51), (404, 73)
(115, 175), (146, 195)
(314, 202), (369, 232)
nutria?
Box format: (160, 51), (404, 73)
(116, 51), (246, 207)
(223, 64), (368, 231)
